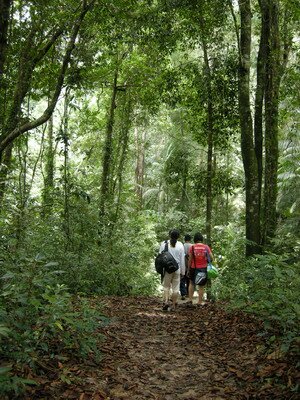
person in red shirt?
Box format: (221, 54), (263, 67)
(187, 232), (214, 306)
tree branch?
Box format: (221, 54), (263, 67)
(228, 0), (241, 63)
(0, 1), (94, 152)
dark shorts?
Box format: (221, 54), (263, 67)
(190, 268), (208, 286)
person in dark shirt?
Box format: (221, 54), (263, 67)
(180, 234), (192, 300)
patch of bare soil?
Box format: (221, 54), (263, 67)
(27, 296), (299, 400)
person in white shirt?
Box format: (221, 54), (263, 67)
(159, 229), (185, 311)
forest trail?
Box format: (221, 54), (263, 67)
(29, 296), (298, 400)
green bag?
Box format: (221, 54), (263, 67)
(207, 263), (219, 279)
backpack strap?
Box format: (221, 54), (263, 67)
(164, 240), (168, 252)
(192, 245), (196, 267)
(205, 246), (211, 263)
(160, 241), (169, 281)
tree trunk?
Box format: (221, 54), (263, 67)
(238, 0), (261, 256)
(135, 127), (146, 210)
(99, 69), (118, 221)
(262, 0), (280, 243)
(112, 92), (132, 224)
(201, 38), (213, 246)
(0, 2), (91, 208)
(0, 0), (11, 78)
(254, 1), (268, 224)
(62, 89), (71, 246)
(0, 29), (32, 205)
(179, 113), (189, 212)
(0, 2), (91, 151)
(15, 136), (29, 247)
(180, 157), (188, 212)
(0, 143), (12, 207)
(42, 114), (55, 217)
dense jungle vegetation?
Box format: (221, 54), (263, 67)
(0, 0), (299, 397)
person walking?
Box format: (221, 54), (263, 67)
(187, 232), (214, 306)
(180, 234), (192, 300)
(159, 229), (185, 311)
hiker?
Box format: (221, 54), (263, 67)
(187, 232), (214, 306)
(180, 234), (192, 300)
(159, 229), (185, 311)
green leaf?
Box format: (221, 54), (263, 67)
(54, 321), (64, 331)
(0, 366), (11, 375)
(44, 262), (59, 267)
(18, 378), (38, 385)
(0, 325), (11, 337)
(0, 272), (15, 280)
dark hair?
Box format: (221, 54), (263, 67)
(184, 234), (192, 241)
(169, 229), (180, 247)
(194, 232), (203, 243)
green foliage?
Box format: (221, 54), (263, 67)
(278, 127), (300, 235)
(201, 224), (300, 354)
(154, 208), (190, 243)
(91, 212), (159, 296)
(191, 167), (242, 198)
(0, 256), (105, 397)
(0, 367), (36, 399)
(211, 223), (246, 260)
(0, 0), (299, 386)
(216, 236), (300, 354)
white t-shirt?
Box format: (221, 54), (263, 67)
(159, 240), (186, 275)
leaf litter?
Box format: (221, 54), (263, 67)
(25, 296), (299, 399)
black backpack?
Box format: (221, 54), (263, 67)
(155, 241), (179, 274)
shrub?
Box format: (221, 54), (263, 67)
(218, 250), (300, 354)
(0, 255), (105, 397)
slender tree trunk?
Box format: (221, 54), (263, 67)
(226, 152), (230, 225)
(4, 131), (42, 246)
(179, 113), (189, 212)
(180, 158), (188, 211)
(135, 127), (146, 210)
(42, 114), (55, 216)
(238, 0), (261, 256)
(15, 105), (44, 246)
(262, 0), (280, 243)
(99, 69), (118, 221)
(112, 92), (132, 224)
(201, 38), (213, 246)
(0, 0), (11, 79)
(206, 115), (213, 247)
(0, 143), (12, 207)
(254, 1), (268, 223)
(15, 133), (30, 247)
(0, 0), (12, 133)
(62, 89), (71, 246)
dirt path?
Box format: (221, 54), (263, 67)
(28, 296), (298, 399)
(92, 296), (297, 400)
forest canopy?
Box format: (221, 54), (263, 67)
(0, 0), (299, 396)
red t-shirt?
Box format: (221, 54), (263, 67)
(189, 243), (211, 269)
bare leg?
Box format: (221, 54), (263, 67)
(188, 283), (194, 303)
(197, 286), (205, 304)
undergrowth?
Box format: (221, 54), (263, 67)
(213, 227), (300, 356)
(0, 255), (107, 398)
